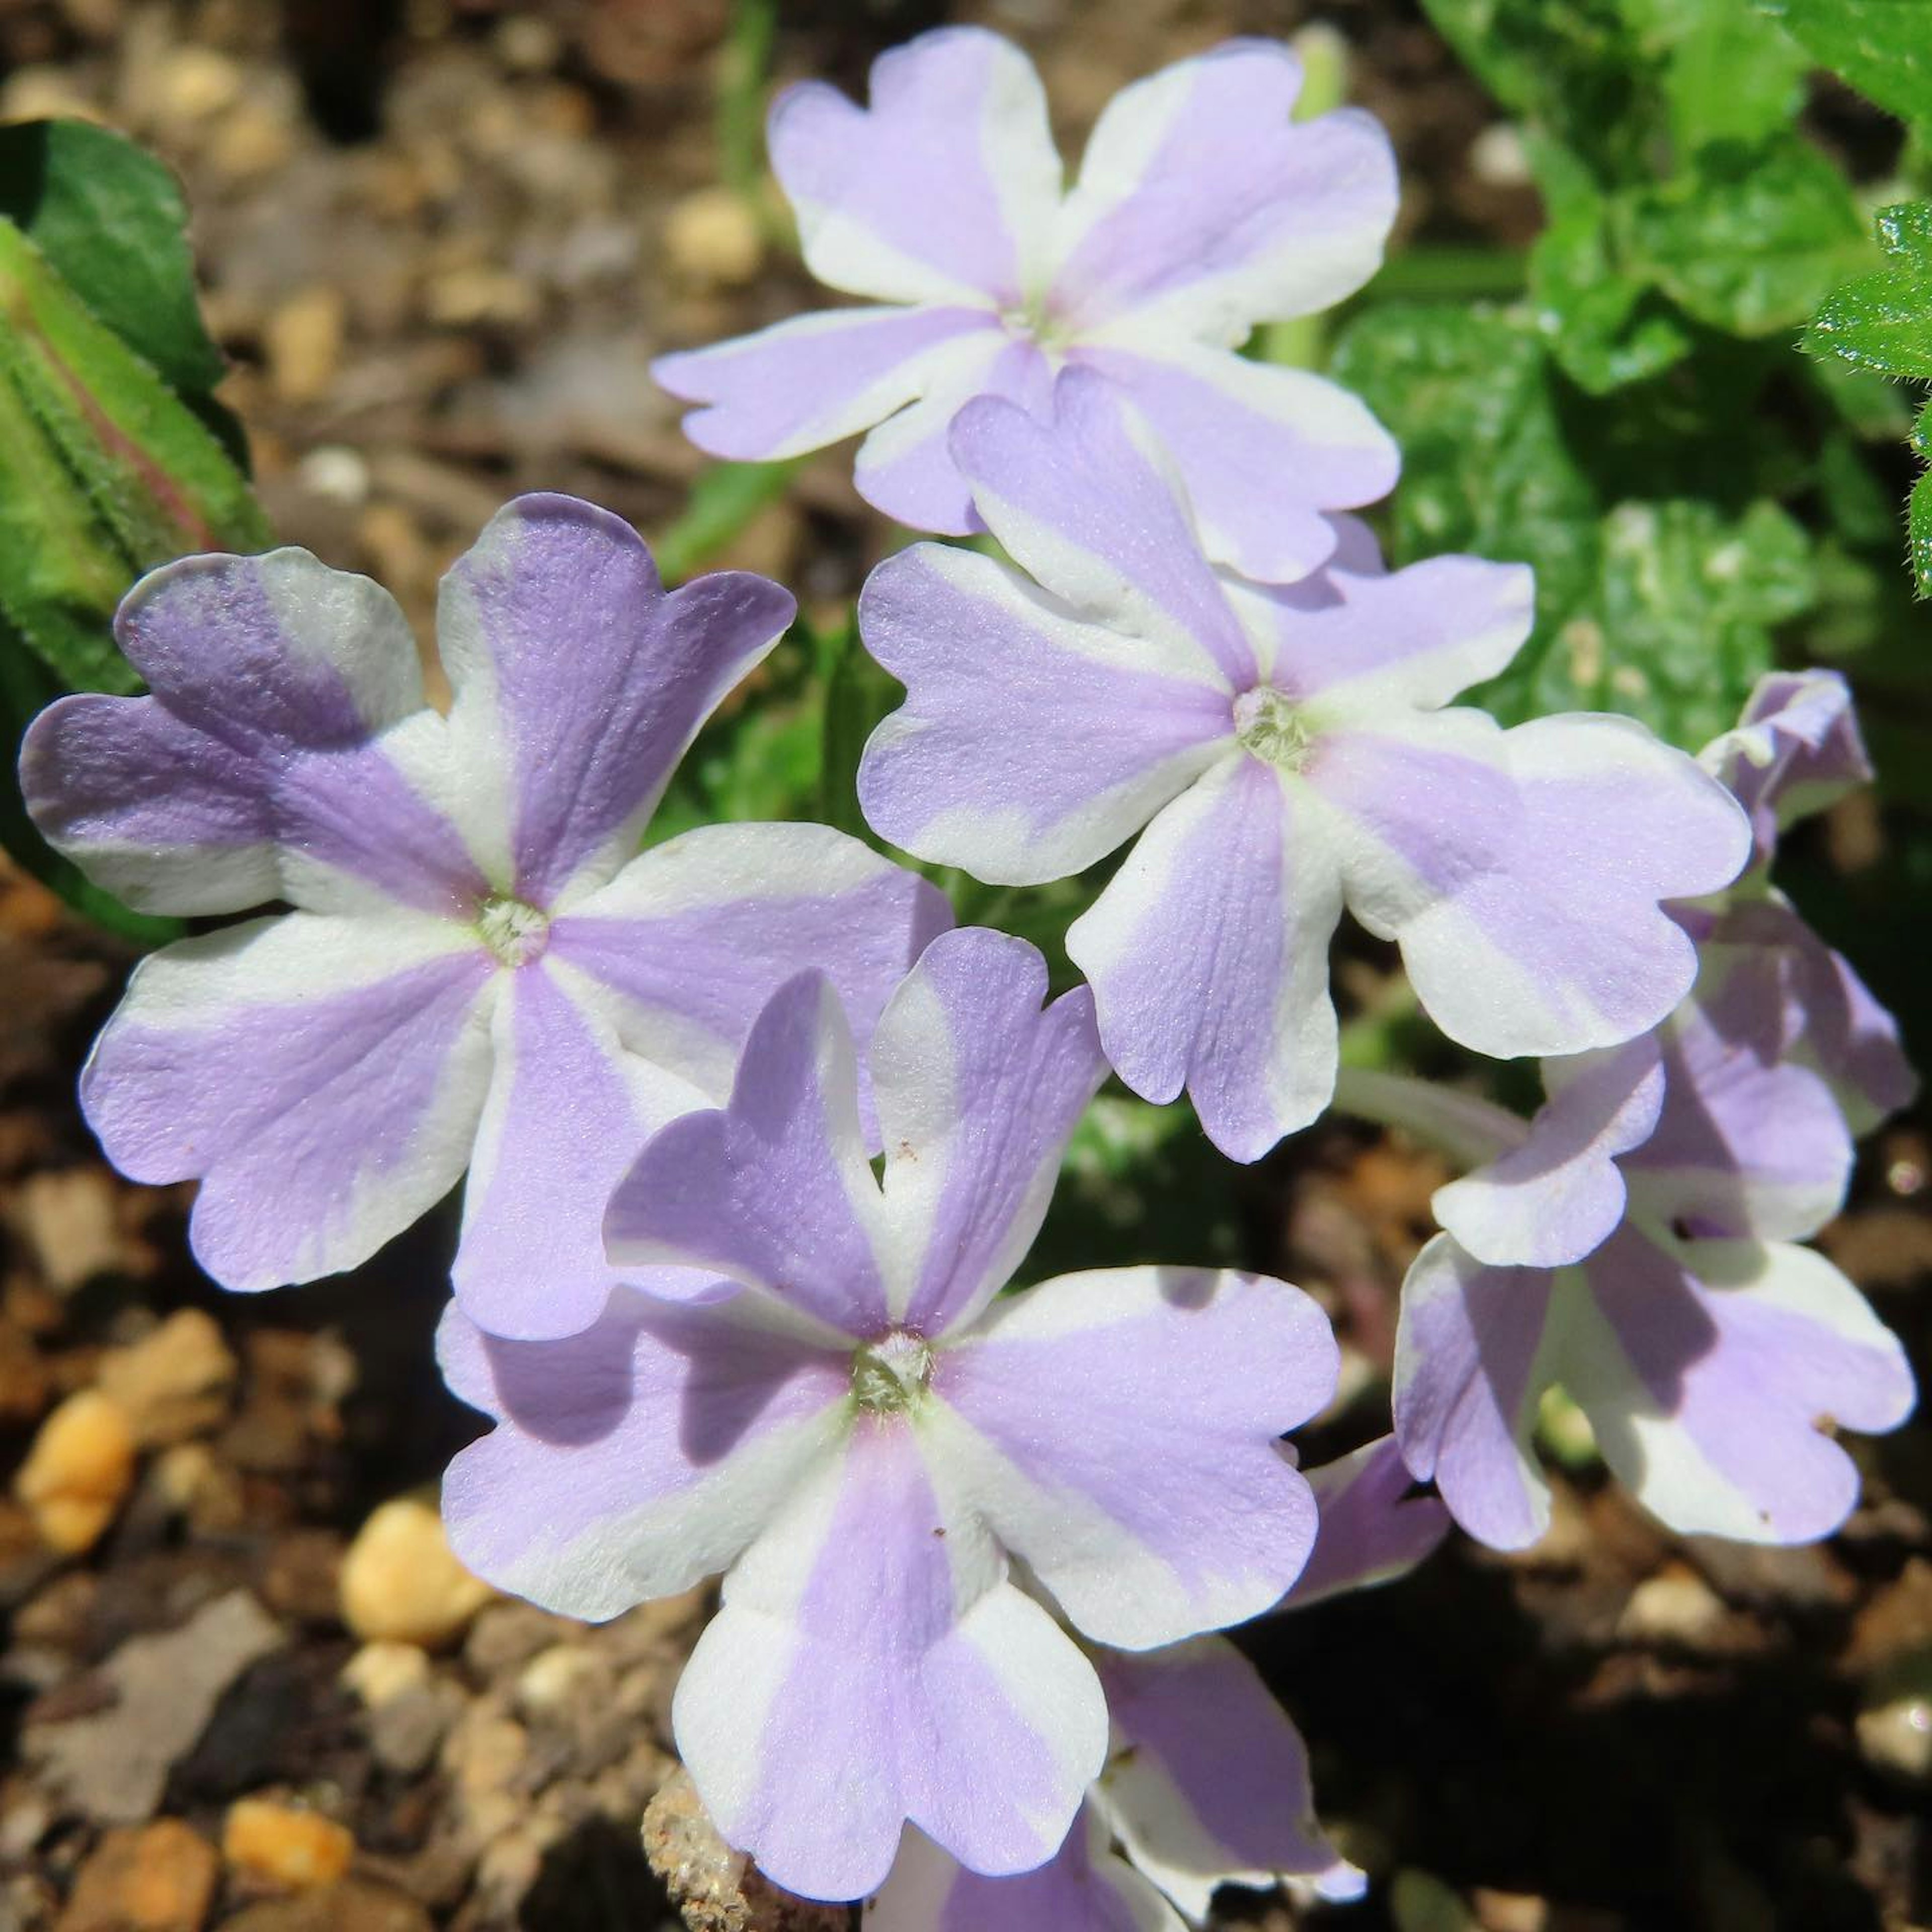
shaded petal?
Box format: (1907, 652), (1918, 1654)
(865, 1813), (1179, 1932)
(1052, 42), (1396, 339)
(553, 822), (951, 1116)
(438, 493), (794, 908)
(438, 1291), (851, 1620)
(871, 928), (1108, 1335)
(676, 1421), (1106, 1900)
(1392, 1235), (1557, 1552)
(1395, 714), (1750, 1060)
(653, 304), (1002, 463)
(605, 972), (892, 1337)
(933, 1265), (1335, 1648)
(82, 913), (497, 1290)
(23, 552), (487, 918)
(1621, 975), (1853, 1242)
(770, 26), (1061, 307)
(949, 369), (1258, 687)
(1433, 1034), (1665, 1269)
(1239, 555), (1534, 716)
(1701, 668), (1872, 866)
(451, 962), (715, 1341)
(1566, 1230), (1915, 1543)
(858, 542), (1232, 886)
(1070, 757), (1343, 1160)
(1095, 1637), (1335, 1918)
(1073, 342), (1397, 582)
(1285, 1435), (1452, 1607)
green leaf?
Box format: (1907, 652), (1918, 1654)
(652, 459), (797, 584)
(0, 119), (227, 401)
(0, 221), (269, 693)
(1910, 468), (1932, 595)
(1761, 0), (1932, 136)
(1630, 0), (1809, 148)
(1530, 196), (1696, 392)
(1634, 136), (1869, 336)
(1804, 200), (1932, 378)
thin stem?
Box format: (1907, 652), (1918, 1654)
(1331, 1066), (1528, 1170)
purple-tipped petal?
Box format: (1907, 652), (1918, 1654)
(1393, 1235), (1556, 1552)
(82, 914), (497, 1291)
(1095, 1636), (1336, 1917)
(605, 972), (892, 1337)
(438, 494), (794, 908)
(857, 543), (1234, 885)
(553, 822), (951, 1123)
(769, 26), (1061, 307)
(675, 1421), (1107, 1901)
(1433, 1035), (1666, 1269)
(439, 1291), (851, 1620)
(451, 964), (713, 1341)
(949, 371), (1259, 689)
(1701, 668), (1873, 867)
(870, 929), (1107, 1336)
(22, 552), (487, 918)
(1070, 756), (1343, 1160)
(653, 304), (1001, 466)
(865, 1813), (1179, 1932)
(933, 1265), (1336, 1649)
(1286, 1435), (1452, 1606)
(1073, 343), (1397, 584)
(1396, 713), (1750, 1061)
(1052, 41), (1396, 340)
(1567, 1229), (1915, 1543)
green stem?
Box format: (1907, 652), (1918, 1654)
(1331, 1066), (1527, 1169)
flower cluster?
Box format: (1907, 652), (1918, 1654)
(20, 24), (1916, 1920)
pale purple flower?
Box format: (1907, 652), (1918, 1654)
(857, 370), (1751, 1160)
(865, 1438), (1449, 1927)
(439, 928), (1338, 1901)
(653, 28), (1399, 584)
(1390, 968), (1916, 1550)
(1677, 670), (1916, 1134)
(21, 494), (948, 1337)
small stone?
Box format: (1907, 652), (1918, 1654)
(14, 1389), (136, 1553)
(12, 1168), (125, 1293)
(296, 447), (370, 509)
(1615, 1568), (1729, 1650)
(153, 47), (244, 124)
(422, 266), (539, 329)
(265, 288), (346, 408)
(1857, 1689), (1932, 1783)
(99, 1311), (238, 1448)
(663, 188), (764, 292)
(464, 1600), (575, 1676)
(207, 101), (296, 183)
(340, 1499), (494, 1649)
(365, 1681), (463, 1778)
(514, 1643), (601, 1722)
(222, 1800), (354, 1891)
(0, 68), (103, 123)
(494, 14), (561, 71)
(641, 1767), (848, 1931)
(150, 1443), (245, 1536)
(27, 1591), (284, 1824)
(55, 1819), (219, 1932)
(340, 1641), (430, 1709)
(215, 1879), (431, 1932)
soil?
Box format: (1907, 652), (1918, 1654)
(0, 3), (1927, 1930)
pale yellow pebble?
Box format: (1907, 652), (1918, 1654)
(98, 1309), (238, 1447)
(339, 1640), (432, 1709)
(339, 1498), (494, 1649)
(265, 287), (347, 408)
(14, 1389), (136, 1554)
(221, 1798), (355, 1890)
(662, 187), (764, 291)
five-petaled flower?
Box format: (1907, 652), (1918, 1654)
(22, 493), (948, 1337)
(1390, 967), (1916, 1550)
(654, 28), (1399, 584)
(439, 928), (1339, 1901)
(858, 370), (1752, 1160)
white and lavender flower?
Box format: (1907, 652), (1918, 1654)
(1384, 967), (1915, 1551)
(857, 369), (1750, 1160)
(439, 928), (1339, 1901)
(865, 1437), (1448, 1927)
(1676, 669), (1917, 1134)
(653, 28), (1399, 584)
(21, 493), (948, 1335)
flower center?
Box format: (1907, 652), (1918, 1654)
(1234, 686), (1314, 771)
(850, 1332), (934, 1415)
(477, 895), (550, 968)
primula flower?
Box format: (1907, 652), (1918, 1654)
(866, 1438), (1447, 1929)
(21, 494), (947, 1337)
(1388, 969), (1915, 1550)
(653, 28), (1398, 584)
(1676, 670), (1916, 1135)
(439, 928), (1338, 1901)
(857, 370), (1750, 1160)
